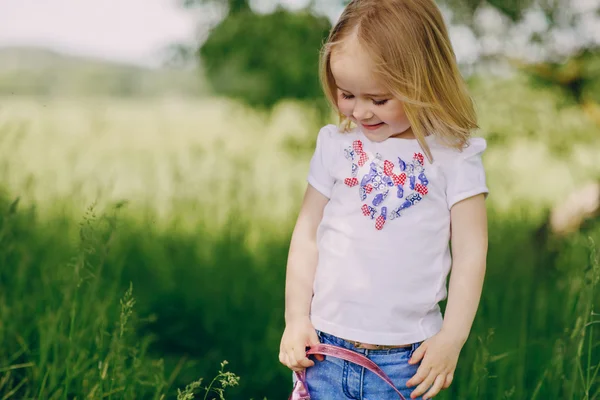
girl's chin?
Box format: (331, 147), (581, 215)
(362, 130), (390, 143)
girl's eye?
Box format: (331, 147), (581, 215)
(373, 99), (389, 106)
(341, 93), (354, 100)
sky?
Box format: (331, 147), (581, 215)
(0, 0), (208, 66)
(0, 0), (327, 66)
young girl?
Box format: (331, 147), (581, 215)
(279, 0), (488, 399)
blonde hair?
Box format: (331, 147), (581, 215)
(319, 0), (478, 161)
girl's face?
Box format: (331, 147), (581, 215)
(330, 36), (413, 142)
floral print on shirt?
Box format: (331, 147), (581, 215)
(344, 139), (429, 230)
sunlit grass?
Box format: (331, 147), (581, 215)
(0, 96), (324, 240)
(1, 76), (599, 224)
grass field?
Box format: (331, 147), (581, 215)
(0, 74), (599, 399)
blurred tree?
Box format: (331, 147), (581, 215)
(443, 0), (534, 22)
(441, 0), (600, 123)
(187, 1), (331, 109)
(183, 0), (250, 14)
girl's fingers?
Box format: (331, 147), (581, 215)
(280, 352), (291, 369)
(308, 331), (325, 361)
(286, 349), (301, 371)
(293, 346), (313, 369)
(406, 364), (431, 387)
(278, 351), (286, 366)
(443, 373), (453, 389)
(287, 348), (312, 371)
(423, 374), (446, 400)
(410, 370), (437, 398)
(408, 342), (427, 365)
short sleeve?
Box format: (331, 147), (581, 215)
(445, 138), (489, 209)
(307, 125), (336, 198)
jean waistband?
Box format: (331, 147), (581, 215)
(316, 330), (421, 355)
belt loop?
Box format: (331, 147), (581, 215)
(409, 342), (419, 358)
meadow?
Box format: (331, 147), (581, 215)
(0, 73), (599, 399)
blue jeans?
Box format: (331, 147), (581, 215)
(294, 330), (425, 399)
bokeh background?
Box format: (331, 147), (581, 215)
(0, 0), (599, 399)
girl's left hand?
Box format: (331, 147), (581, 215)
(405, 330), (464, 399)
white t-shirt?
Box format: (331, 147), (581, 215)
(307, 124), (489, 345)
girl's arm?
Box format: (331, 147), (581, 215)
(442, 192), (488, 342)
(407, 193), (488, 399)
(284, 184), (329, 323)
(279, 184), (329, 372)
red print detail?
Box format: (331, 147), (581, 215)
(353, 140), (369, 167)
(415, 183), (428, 195)
(392, 173), (407, 186)
(375, 215), (386, 230)
(358, 153), (368, 167)
(361, 204), (370, 216)
(365, 184), (373, 194)
(344, 177), (359, 187)
(383, 160), (394, 176)
(414, 152), (425, 165)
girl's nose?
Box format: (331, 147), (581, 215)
(352, 102), (372, 122)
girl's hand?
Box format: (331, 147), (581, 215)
(279, 317), (324, 372)
(406, 330), (464, 399)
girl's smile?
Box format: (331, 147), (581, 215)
(361, 122), (385, 131)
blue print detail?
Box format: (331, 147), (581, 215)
(418, 172), (429, 186)
(407, 193), (422, 205)
(360, 163), (379, 186)
(361, 173), (373, 187)
(400, 199), (412, 210)
(410, 175), (416, 190)
(368, 206), (377, 219)
(390, 199), (412, 221)
(372, 175), (386, 191)
(381, 206), (387, 220)
(396, 185), (404, 199)
(370, 175), (393, 191)
(389, 207), (401, 220)
(397, 157), (406, 171)
(373, 190), (389, 207)
(345, 147), (355, 160)
(352, 163), (358, 177)
(359, 186), (367, 201)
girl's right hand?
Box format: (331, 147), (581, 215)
(279, 317), (324, 371)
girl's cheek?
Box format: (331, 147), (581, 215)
(337, 99), (353, 118)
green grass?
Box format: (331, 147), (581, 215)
(0, 74), (599, 399)
(0, 195), (598, 399)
